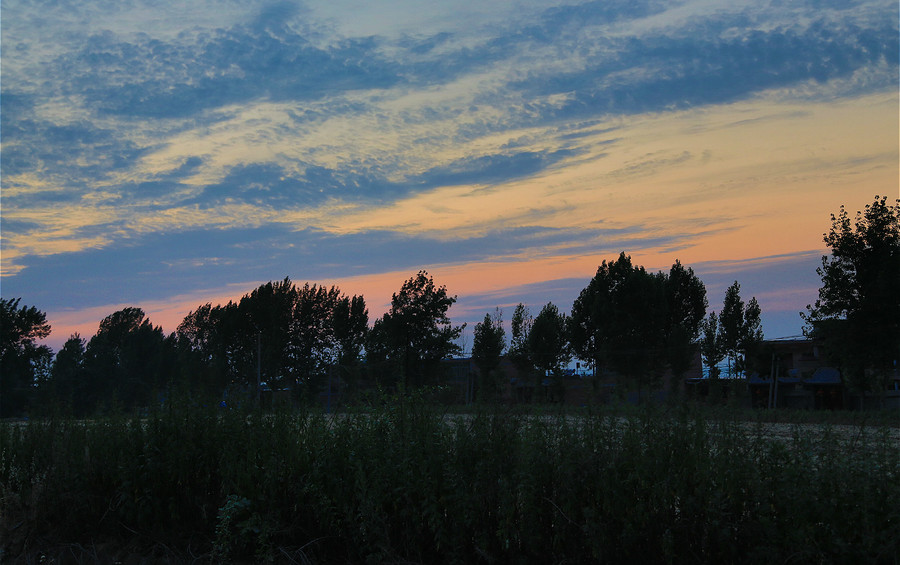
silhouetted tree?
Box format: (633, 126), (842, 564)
(332, 294), (369, 368)
(508, 303), (534, 377)
(471, 308), (506, 400)
(742, 296), (764, 375)
(700, 312), (724, 380)
(570, 253), (698, 397)
(0, 298), (52, 417)
(48, 334), (89, 413)
(718, 281), (764, 378)
(176, 279), (368, 401)
(290, 283), (368, 396)
(179, 299), (263, 395)
(239, 277), (298, 389)
(529, 302), (571, 379)
(367, 271), (464, 390)
(290, 283), (341, 392)
(719, 281), (744, 378)
(174, 303), (234, 396)
(85, 307), (171, 412)
(529, 302), (571, 402)
(804, 195), (900, 394)
(666, 260), (709, 378)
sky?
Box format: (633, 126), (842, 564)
(1, 0), (898, 353)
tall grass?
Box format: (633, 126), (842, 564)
(1, 398), (898, 563)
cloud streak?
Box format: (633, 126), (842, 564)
(1, 0), (897, 348)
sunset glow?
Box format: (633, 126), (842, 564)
(2, 0), (897, 351)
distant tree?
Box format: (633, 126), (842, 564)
(718, 281), (745, 378)
(570, 253), (698, 398)
(568, 273), (607, 381)
(568, 254), (652, 382)
(742, 297), (765, 376)
(290, 283), (342, 392)
(699, 312), (725, 380)
(364, 319), (394, 386)
(613, 262), (668, 397)
(239, 277), (299, 389)
(528, 302), (571, 402)
(471, 308), (506, 401)
(174, 303), (234, 396)
(85, 307), (171, 412)
(176, 300), (257, 394)
(0, 298), (52, 417)
(666, 260), (709, 378)
(332, 294), (369, 367)
(508, 303), (534, 377)
(330, 294), (368, 395)
(176, 279), (368, 400)
(367, 271), (464, 390)
(529, 302), (571, 379)
(717, 281), (764, 378)
(48, 334), (89, 412)
(803, 195), (900, 393)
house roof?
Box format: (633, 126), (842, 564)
(805, 367), (842, 385)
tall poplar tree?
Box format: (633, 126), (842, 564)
(700, 312), (724, 380)
(471, 308), (506, 400)
(508, 303), (534, 377)
(718, 281), (745, 379)
(717, 281), (764, 378)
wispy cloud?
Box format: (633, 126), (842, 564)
(2, 0), (897, 347)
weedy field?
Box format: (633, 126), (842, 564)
(2, 398), (899, 564)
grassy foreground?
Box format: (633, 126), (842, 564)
(1, 399), (899, 564)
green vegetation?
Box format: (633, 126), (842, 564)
(2, 401), (898, 563)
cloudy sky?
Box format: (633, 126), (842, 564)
(2, 0), (898, 351)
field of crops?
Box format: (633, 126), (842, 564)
(2, 399), (899, 564)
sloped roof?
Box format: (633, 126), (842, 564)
(805, 366), (842, 385)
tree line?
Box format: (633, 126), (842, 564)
(0, 261), (755, 416)
(2, 196), (898, 416)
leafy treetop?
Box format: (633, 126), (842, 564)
(804, 195), (900, 391)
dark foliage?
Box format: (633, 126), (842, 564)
(0, 298), (52, 417)
(569, 253), (707, 393)
(366, 271), (463, 390)
(471, 309), (506, 400)
(804, 195), (900, 393)
(2, 404), (898, 564)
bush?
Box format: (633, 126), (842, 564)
(1, 401), (898, 563)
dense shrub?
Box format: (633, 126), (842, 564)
(1, 401), (898, 563)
